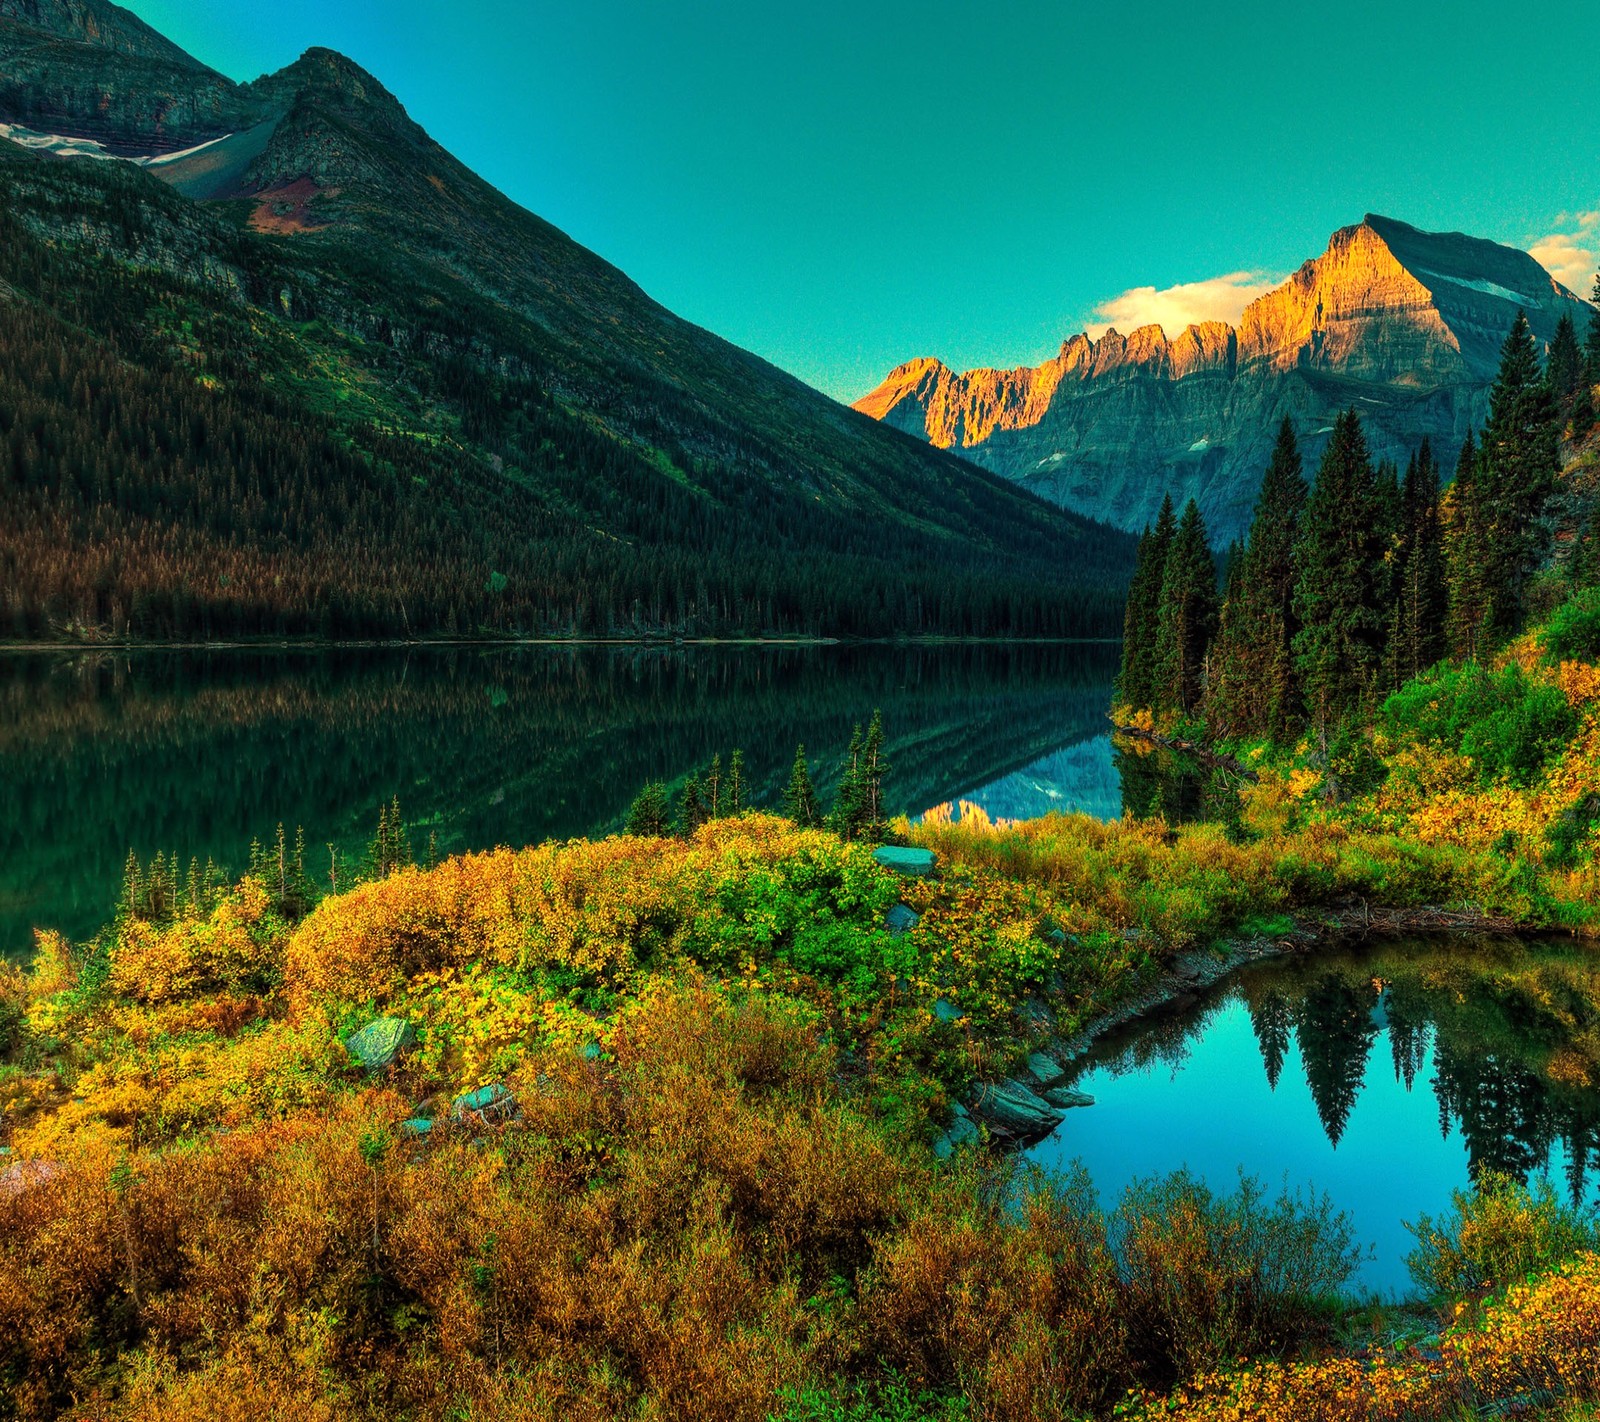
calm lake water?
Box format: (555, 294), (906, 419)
(1031, 938), (1600, 1298)
(0, 641), (1128, 959)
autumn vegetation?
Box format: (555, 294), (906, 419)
(3, 308), (1600, 1417)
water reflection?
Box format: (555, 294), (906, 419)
(0, 641), (1120, 956)
(1032, 938), (1600, 1296)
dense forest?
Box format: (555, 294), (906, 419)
(1118, 298), (1600, 744)
(0, 140), (1136, 642)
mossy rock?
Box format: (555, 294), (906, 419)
(343, 1016), (416, 1072)
(873, 846), (937, 878)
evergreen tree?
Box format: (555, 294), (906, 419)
(1152, 498), (1217, 714)
(1587, 273), (1600, 381)
(1292, 409), (1389, 732)
(726, 749), (746, 815)
(828, 724), (867, 838)
(1116, 495), (1177, 709)
(1572, 498), (1600, 590)
(1445, 431), (1492, 660)
(1549, 312), (1583, 400)
(1478, 313), (1561, 641)
(678, 772), (709, 834)
(1395, 439), (1448, 680)
(704, 754), (723, 818)
(860, 709), (890, 832)
(1209, 417), (1308, 739)
(782, 744), (820, 827)
(625, 782), (672, 836)
(1574, 382), (1596, 438)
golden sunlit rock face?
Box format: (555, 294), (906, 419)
(854, 216), (1588, 541)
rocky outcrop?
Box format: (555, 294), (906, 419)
(856, 216), (1594, 543)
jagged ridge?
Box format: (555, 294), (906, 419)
(856, 216), (1593, 542)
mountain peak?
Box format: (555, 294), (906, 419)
(0, 0), (213, 70)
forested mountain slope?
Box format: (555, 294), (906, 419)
(0, 4), (1133, 640)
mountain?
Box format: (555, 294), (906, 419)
(855, 216), (1594, 543)
(0, 4), (1134, 641)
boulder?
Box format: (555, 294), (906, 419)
(932, 997), (965, 1024)
(932, 1112), (982, 1160)
(969, 1079), (1065, 1139)
(1024, 1051), (1068, 1088)
(873, 846), (937, 878)
(1043, 1086), (1095, 1109)
(885, 903), (921, 937)
(399, 1117), (433, 1140)
(343, 1016), (416, 1072)
(451, 1082), (519, 1126)
(0, 1158), (61, 1200)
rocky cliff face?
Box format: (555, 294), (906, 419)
(0, 0), (253, 152)
(857, 216), (1593, 542)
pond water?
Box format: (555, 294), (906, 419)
(1031, 937), (1600, 1299)
(0, 641), (1144, 959)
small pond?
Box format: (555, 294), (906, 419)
(1030, 936), (1600, 1298)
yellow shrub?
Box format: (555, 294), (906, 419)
(110, 878), (283, 1004)
(285, 815), (880, 1012)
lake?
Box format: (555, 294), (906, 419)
(1031, 937), (1600, 1298)
(0, 641), (1128, 960)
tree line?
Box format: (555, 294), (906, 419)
(1118, 302), (1600, 740)
(625, 711), (892, 843)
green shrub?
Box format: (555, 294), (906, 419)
(1113, 1170), (1361, 1380)
(1405, 1169), (1598, 1296)
(774, 1381), (970, 1421)
(1547, 794), (1600, 870)
(0, 962), (23, 1061)
(1381, 661), (1578, 786)
(1545, 588), (1600, 663)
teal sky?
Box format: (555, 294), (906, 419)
(127, 0), (1600, 402)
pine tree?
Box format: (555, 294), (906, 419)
(1587, 273), (1600, 382)
(1395, 439), (1448, 680)
(704, 754), (723, 818)
(1292, 409), (1389, 731)
(860, 709), (889, 833)
(1216, 417), (1309, 739)
(828, 724), (867, 838)
(1445, 431), (1491, 660)
(625, 782), (672, 836)
(726, 749), (746, 815)
(782, 744), (820, 827)
(1575, 382), (1596, 438)
(678, 772), (709, 834)
(1478, 311), (1561, 641)
(1115, 494), (1176, 709)
(1549, 312), (1583, 401)
(1152, 499), (1217, 715)
(1572, 499), (1600, 590)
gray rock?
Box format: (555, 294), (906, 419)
(932, 997), (965, 1024)
(873, 846), (937, 877)
(451, 1082), (519, 1126)
(886, 903), (921, 937)
(0, 1158), (61, 1200)
(932, 1112), (982, 1160)
(1042, 1086), (1095, 1109)
(343, 1016), (417, 1072)
(1024, 1051), (1068, 1088)
(969, 1079), (1066, 1139)
(399, 1117), (433, 1139)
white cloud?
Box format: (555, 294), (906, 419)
(1084, 270), (1284, 340)
(1527, 209), (1599, 299)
